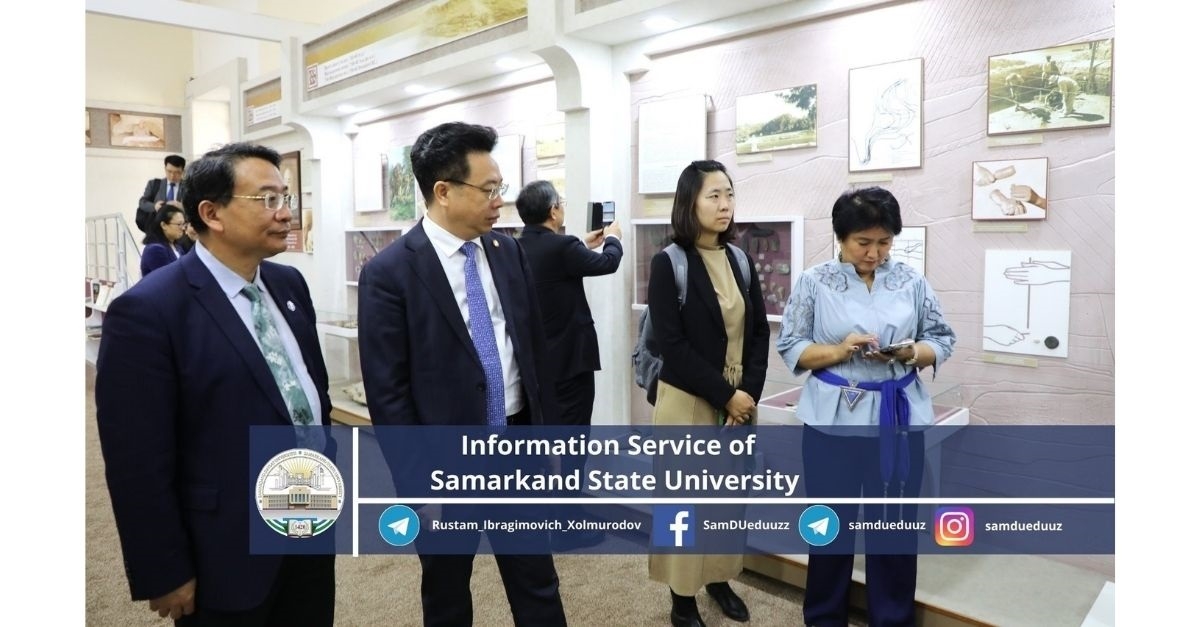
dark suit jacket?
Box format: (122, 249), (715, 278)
(138, 177), (181, 213)
(357, 220), (558, 428)
(95, 251), (332, 611)
(517, 225), (622, 380)
(647, 244), (770, 411)
(139, 241), (184, 277)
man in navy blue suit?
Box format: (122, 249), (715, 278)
(96, 143), (335, 625)
(358, 122), (568, 626)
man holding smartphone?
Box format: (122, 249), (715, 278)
(516, 180), (622, 550)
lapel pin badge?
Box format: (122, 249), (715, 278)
(492, 239), (499, 247)
(286, 300), (296, 312)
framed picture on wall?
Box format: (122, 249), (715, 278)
(384, 145), (417, 222)
(735, 84), (818, 154)
(279, 151), (302, 233)
(848, 58), (923, 172)
(987, 39), (1113, 136)
(108, 112), (167, 149)
(972, 157), (1048, 220)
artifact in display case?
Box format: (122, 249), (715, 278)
(345, 228), (403, 284)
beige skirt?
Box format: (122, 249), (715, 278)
(647, 379), (745, 595)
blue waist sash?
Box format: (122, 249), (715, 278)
(811, 368), (918, 493)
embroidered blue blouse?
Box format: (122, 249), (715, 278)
(777, 258), (956, 429)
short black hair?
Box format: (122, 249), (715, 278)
(182, 143), (280, 235)
(142, 204), (184, 246)
(831, 186), (903, 240)
(515, 180), (559, 226)
(410, 122), (498, 204)
(670, 160), (736, 248)
(164, 154), (186, 169)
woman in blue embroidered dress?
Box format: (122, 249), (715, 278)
(777, 187), (956, 627)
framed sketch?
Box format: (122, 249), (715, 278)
(983, 250), (1071, 357)
(832, 225), (927, 276)
(384, 145), (417, 222)
(637, 95), (707, 194)
(735, 84), (817, 154)
(972, 157), (1048, 220)
(848, 58), (923, 172)
(279, 151), (302, 233)
(108, 112), (166, 149)
(987, 38), (1113, 136)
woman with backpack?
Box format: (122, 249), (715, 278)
(646, 160), (770, 627)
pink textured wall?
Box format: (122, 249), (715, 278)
(629, 0), (1115, 426)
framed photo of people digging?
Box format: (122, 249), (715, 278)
(986, 38), (1113, 136)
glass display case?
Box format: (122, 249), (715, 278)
(345, 228), (403, 285)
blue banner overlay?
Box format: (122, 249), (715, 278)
(248, 425), (1114, 555)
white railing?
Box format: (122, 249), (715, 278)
(85, 214), (141, 313)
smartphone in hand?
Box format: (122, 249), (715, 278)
(870, 339), (915, 354)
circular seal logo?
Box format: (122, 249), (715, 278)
(255, 448), (344, 538)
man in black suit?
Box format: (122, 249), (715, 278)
(96, 143), (335, 624)
(358, 122), (568, 627)
(515, 181), (622, 549)
(136, 154), (186, 232)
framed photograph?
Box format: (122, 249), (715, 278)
(832, 225), (927, 276)
(987, 38), (1113, 135)
(384, 145), (417, 222)
(972, 157), (1049, 220)
(279, 151), (302, 233)
(735, 84), (817, 154)
(345, 229), (404, 284)
(493, 134), (524, 203)
(535, 122), (565, 159)
(108, 112), (166, 149)
(848, 58), (923, 172)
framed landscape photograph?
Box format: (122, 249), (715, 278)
(384, 145), (416, 222)
(735, 84), (817, 154)
(987, 38), (1113, 135)
(848, 58), (923, 172)
(972, 157), (1049, 220)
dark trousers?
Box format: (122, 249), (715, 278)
(801, 426), (924, 627)
(176, 555), (335, 627)
(417, 533), (567, 626)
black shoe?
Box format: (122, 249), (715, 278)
(705, 582), (749, 622)
(551, 529), (605, 552)
(670, 591), (707, 627)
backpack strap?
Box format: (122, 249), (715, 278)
(663, 243), (688, 306)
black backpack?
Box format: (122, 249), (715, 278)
(134, 179), (162, 233)
(632, 243), (751, 405)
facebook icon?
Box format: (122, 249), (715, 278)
(652, 505), (696, 547)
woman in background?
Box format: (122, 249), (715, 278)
(140, 204), (187, 276)
(777, 186), (956, 626)
(647, 160), (769, 627)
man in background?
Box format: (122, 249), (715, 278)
(136, 154), (186, 233)
(97, 143), (335, 624)
(515, 180), (623, 550)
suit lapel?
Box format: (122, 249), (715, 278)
(407, 224), (478, 358)
(482, 232), (521, 349)
(182, 254), (292, 424)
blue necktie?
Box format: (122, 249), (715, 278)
(167, 182), (176, 201)
(460, 243), (507, 428)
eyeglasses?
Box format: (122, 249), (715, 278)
(167, 221), (187, 228)
(444, 180), (508, 201)
(232, 192), (297, 212)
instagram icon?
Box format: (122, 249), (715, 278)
(934, 507), (975, 547)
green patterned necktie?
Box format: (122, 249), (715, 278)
(241, 284), (314, 426)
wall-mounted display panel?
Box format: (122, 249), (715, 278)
(972, 157), (1048, 220)
(987, 38), (1113, 136)
(637, 95), (707, 194)
(86, 107), (182, 151)
(494, 134), (523, 203)
(346, 228), (403, 285)
(983, 249), (1071, 357)
(735, 84), (817, 155)
(848, 58), (923, 172)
